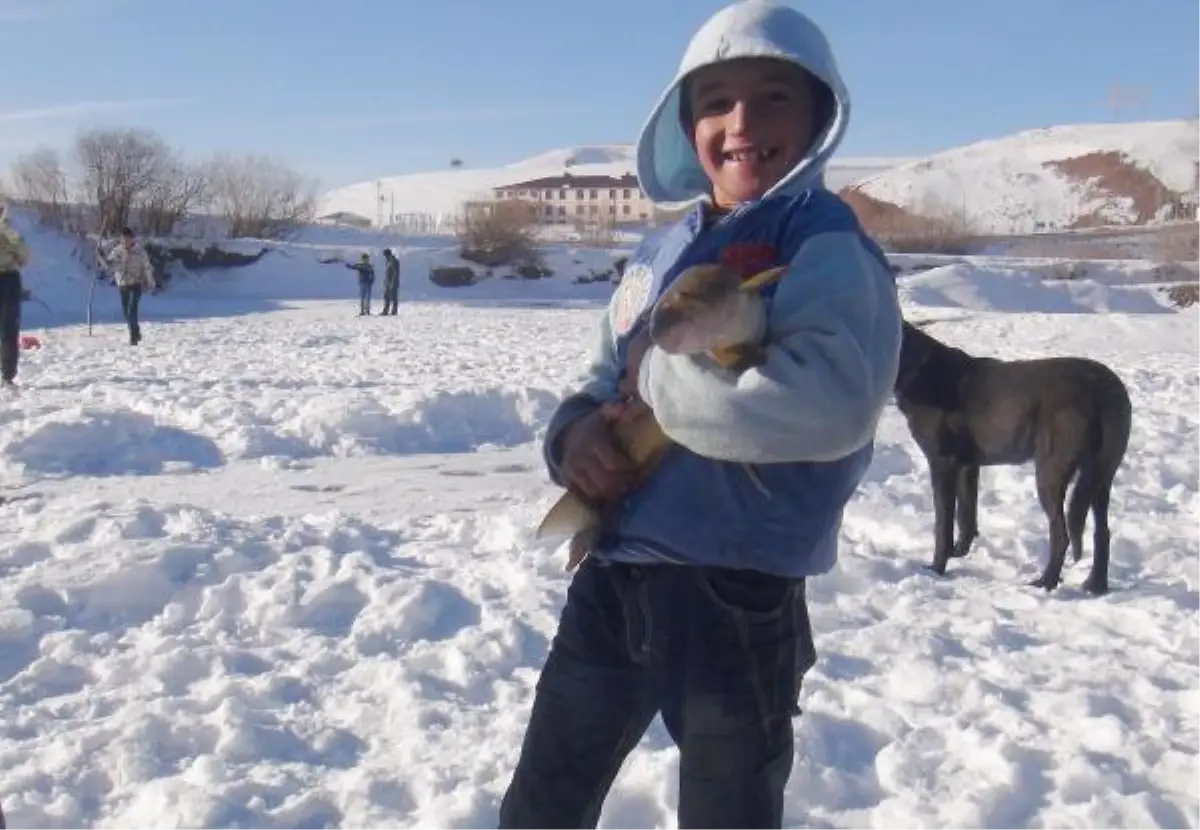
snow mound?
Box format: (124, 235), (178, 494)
(900, 261), (1178, 315)
(6, 408), (224, 478)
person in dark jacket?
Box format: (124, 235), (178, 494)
(346, 253), (375, 315)
(0, 202), (30, 389)
(380, 248), (400, 315)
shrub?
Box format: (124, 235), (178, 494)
(204, 152), (318, 240)
(429, 265), (479, 287)
(456, 200), (541, 268)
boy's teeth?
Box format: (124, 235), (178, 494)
(726, 149), (771, 162)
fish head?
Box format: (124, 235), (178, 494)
(649, 263), (758, 354)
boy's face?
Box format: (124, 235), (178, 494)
(686, 58), (821, 208)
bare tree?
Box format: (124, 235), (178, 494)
(9, 146), (70, 224)
(74, 126), (174, 235)
(137, 155), (208, 236)
(204, 152), (318, 239)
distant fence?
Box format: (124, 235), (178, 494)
(382, 212), (459, 236)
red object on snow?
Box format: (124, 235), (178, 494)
(19, 335), (41, 350)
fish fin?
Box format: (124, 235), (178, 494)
(536, 490), (600, 541)
(739, 265), (789, 292)
(565, 525), (601, 572)
(710, 343), (768, 371)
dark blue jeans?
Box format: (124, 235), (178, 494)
(498, 559), (817, 829)
(358, 280), (373, 315)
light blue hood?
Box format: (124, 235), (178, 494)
(635, 0), (851, 205)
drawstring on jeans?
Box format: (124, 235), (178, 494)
(742, 463), (771, 497)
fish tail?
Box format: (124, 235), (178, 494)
(536, 490), (600, 541)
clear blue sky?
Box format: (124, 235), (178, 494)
(0, 0), (1195, 191)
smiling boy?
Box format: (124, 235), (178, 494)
(499, 2), (902, 828)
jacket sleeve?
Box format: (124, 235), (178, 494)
(541, 296), (624, 486)
(636, 230), (902, 464)
(139, 249), (157, 289)
(0, 224), (30, 268)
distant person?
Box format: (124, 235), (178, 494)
(0, 201), (30, 389)
(380, 248), (400, 315)
(346, 252), (375, 315)
(103, 227), (158, 345)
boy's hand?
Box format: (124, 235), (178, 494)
(559, 408), (636, 502)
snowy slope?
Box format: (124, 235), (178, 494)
(318, 144), (905, 222)
(848, 119), (1199, 235)
(7, 209), (627, 334)
(0, 241), (1195, 827)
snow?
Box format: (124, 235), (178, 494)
(1, 212), (1197, 829)
(852, 119), (1200, 235)
(317, 143), (905, 226)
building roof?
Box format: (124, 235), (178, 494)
(495, 173), (640, 191)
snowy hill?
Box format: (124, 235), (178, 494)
(317, 144), (904, 224)
(845, 119), (1199, 235)
(0, 227), (1195, 826)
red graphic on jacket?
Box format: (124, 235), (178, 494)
(719, 242), (781, 282)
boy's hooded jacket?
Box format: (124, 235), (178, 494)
(542, 0), (902, 578)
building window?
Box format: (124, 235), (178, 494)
(623, 189), (632, 199)
(545, 189), (554, 199)
(575, 189), (584, 200)
(589, 205), (598, 216)
(589, 189), (597, 199)
(558, 206), (566, 218)
(623, 205), (631, 215)
(608, 189), (616, 199)
(576, 205), (584, 216)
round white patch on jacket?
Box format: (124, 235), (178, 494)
(612, 262), (654, 336)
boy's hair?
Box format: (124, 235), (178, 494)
(120, 226), (135, 238)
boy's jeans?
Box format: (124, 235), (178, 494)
(358, 280), (373, 315)
(499, 558), (817, 829)
(119, 285), (142, 344)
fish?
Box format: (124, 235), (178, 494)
(535, 262), (789, 570)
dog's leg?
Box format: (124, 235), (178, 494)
(1066, 460), (1097, 564)
(928, 459), (958, 575)
(1030, 454), (1073, 592)
(952, 464), (979, 558)
(1081, 474), (1114, 596)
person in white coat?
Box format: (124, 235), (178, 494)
(104, 226), (158, 345)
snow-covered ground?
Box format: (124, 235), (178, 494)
(0, 214), (1197, 828)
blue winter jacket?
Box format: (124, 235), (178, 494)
(542, 0), (902, 578)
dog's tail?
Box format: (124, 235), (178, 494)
(1067, 371), (1132, 553)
